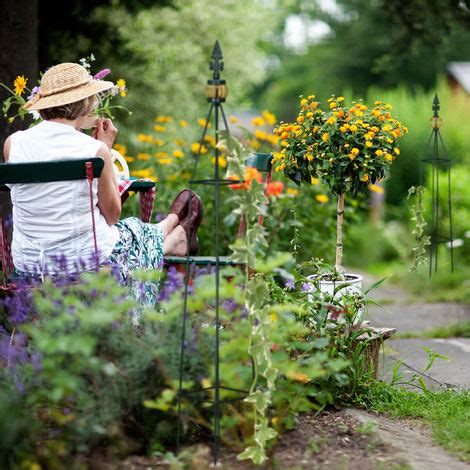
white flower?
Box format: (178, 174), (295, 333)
(28, 110), (41, 120)
(447, 239), (463, 248)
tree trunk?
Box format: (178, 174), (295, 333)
(0, 0), (38, 224)
(335, 193), (345, 271)
(0, 0), (38, 153)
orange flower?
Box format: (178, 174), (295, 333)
(244, 167), (263, 189)
(287, 370), (310, 383)
(228, 167), (263, 191)
(227, 175), (244, 190)
(266, 181), (284, 197)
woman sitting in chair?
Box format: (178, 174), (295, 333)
(3, 63), (202, 307)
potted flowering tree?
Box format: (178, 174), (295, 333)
(273, 95), (407, 304)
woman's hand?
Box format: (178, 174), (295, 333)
(92, 118), (118, 149)
(96, 143), (122, 225)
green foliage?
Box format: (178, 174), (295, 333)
(423, 164), (470, 263)
(99, 0), (280, 135)
(256, 0), (470, 118)
(0, 271), (170, 468)
(224, 136), (278, 464)
(368, 83), (470, 205)
(344, 218), (404, 268)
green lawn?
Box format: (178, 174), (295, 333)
(358, 382), (470, 462)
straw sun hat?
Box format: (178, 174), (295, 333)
(24, 62), (114, 111)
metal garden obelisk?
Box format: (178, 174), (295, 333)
(176, 40), (234, 465)
(420, 94), (454, 276)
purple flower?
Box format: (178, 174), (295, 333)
(222, 298), (238, 314)
(31, 352), (42, 371)
(0, 332), (28, 367)
(14, 377), (25, 395)
(240, 307), (248, 319)
(27, 85), (40, 101)
(3, 214), (13, 229)
(285, 279), (295, 290)
(301, 282), (314, 293)
(157, 266), (184, 301)
(94, 68), (111, 80)
(3, 288), (35, 325)
(154, 212), (165, 223)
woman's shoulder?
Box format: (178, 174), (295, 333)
(74, 130), (105, 154)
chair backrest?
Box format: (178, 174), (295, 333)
(0, 157), (104, 288)
(245, 152), (273, 174)
(0, 157), (104, 185)
(236, 152), (274, 238)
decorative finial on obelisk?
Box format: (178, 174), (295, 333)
(209, 40), (224, 80)
(432, 94), (440, 117)
(205, 40), (228, 101)
(430, 94), (442, 129)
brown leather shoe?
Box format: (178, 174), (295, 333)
(180, 194), (203, 255)
(169, 189), (192, 221)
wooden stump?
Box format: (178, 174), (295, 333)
(355, 326), (396, 379)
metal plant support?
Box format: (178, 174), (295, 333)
(175, 40), (248, 465)
(420, 94), (454, 276)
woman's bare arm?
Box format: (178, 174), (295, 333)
(96, 143), (121, 225)
(3, 136), (11, 162)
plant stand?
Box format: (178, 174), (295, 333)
(420, 94), (454, 277)
(175, 41), (249, 466)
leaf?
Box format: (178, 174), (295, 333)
(390, 359), (404, 385)
(237, 446), (266, 464)
(418, 376), (428, 392)
(262, 366), (279, 389)
(364, 276), (390, 295)
(245, 390), (270, 414)
(254, 252), (292, 273)
(255, 421), (278, 445)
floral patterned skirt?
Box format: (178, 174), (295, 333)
(106, 217), (164, 314)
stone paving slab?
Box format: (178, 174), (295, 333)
(381, 338), (470, 390)
(367, 303), (470, 334)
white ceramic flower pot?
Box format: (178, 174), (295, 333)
(307, 273), (365, 324)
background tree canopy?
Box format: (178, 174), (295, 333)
(2, 0), (470, 205)
(255, 0), (470, 119)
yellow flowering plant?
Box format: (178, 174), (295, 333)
(274, 94), (407, 269)
(230, 110), (280, 152)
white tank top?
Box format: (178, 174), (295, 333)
(7, 120), (119, 275)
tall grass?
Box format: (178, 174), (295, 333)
(367, 81), (470, 205)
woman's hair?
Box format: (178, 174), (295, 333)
(39, 95), (97, 121)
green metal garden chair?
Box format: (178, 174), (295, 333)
(0, 157), (104, 289)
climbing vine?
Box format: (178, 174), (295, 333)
(223, 136), (279, 464)
(408, 185), (430, 272)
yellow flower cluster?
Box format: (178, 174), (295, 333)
(191, 142), (207, 155)
(155, 115), (173, 123)
(116, 78), (127, 97)
(137, 134), (154, 143)
(273, 94), (407, 195)
(198, 118), (211, 129)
